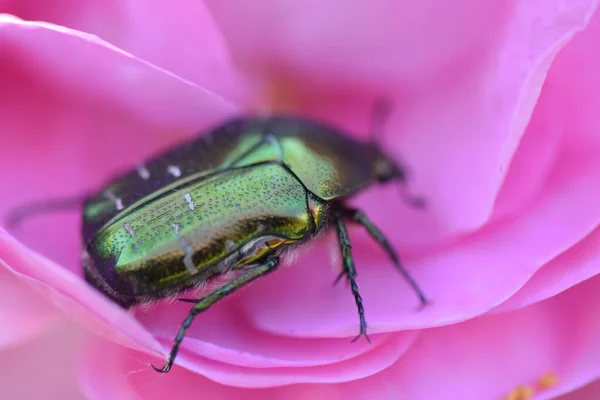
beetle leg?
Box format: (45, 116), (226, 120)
(341, 207), (429, 309)
(368, 97), (392, 144)
(152, 257), (280, 373)
(333, 211), (371, 344)
(5, 195), (87, 228)
(333, 270), (346, 286)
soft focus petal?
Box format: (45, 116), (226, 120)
(483, 6), (600, 312)
(136, 298), (402, 368)
(207, 0), (598, 242)
(206, 0), (507, 88)
(321, 275), (600, 399)
(494, 0), (600, 218)
(79, 335), (417, 397)
(1, 318), (85, 400)
(0, 266), (57, 347)
(0, 230), (163, 355)
(1, 0), (248, 102)
(177, 331), (417, 387)
(80, 330), (418, 389)
(79, 337), (254, 400)
(80, 275), (600, 398)
(494, 226), (600, 313)
(0, 15), (237, 132)
(556, 379), (600, 400)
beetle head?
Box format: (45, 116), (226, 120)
(372, 150), (426, 209)
(369, 99), (425, 208)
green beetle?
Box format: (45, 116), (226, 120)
(8, 106), (428, 373)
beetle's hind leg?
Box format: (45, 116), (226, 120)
(153, 257), (280, 373)
(5, 195), (86, 228)
(333, 211), (370, 343)
(341, 207), (429, 309)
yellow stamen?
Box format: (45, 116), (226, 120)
(537, 372), (558, 390)
(504, 385), (534, 400)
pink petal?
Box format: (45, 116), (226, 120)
(556, 379), (600, 400)
(79, 338), (250, 400)
(0, 266), (57, 348)
(493, 226), (600, 313)
(1, 318), (85, 400)
(207, 0), (599, 240)
(136, 297), (401, 368)
(0, 230), (163, 356)
(79, 275), (600, 398)
(318, 274), (600, 399)
(478, 6), (600, 312)
(80, 330), (417, 390)
(2, 1), (247, 102)
(494, 0), (600, 221)
(0, 15), (238, 131)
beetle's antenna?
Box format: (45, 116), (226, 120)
(369, 98), (393, 144)
(369, 98), (426, 209)
(397, 185), (426, 209)
(5, 196), (85, 229)
(393, 163), (426, 209)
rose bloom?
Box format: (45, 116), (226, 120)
(2, 1), (600, 399)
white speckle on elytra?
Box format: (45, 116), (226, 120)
(137, 165), (150, 180)
(124, 223), (136, 237)
(105, 191), (124, 211)
(171, 223), (197, 275)
(184, 193), (195, 210)
(167, 165), (182, 178)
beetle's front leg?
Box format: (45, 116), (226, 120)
(153, 257), (280, 373)
(341, 207), (429, 309)
(333, 210), (370, 343)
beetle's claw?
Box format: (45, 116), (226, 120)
(415, 298), (433, 312)
(151, 361), (172, 373)
(351, 330), (371, 344)
(333, 271), (346, 286)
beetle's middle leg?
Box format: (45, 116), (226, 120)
(153, 257), (280, 373)
(341, 207), (429, 308)
(333, 210), (370, 343)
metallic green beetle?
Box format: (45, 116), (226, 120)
(10, 108), (428, 373)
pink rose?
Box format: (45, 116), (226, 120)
(2, 1), (600, 399)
